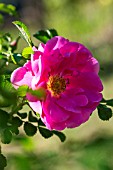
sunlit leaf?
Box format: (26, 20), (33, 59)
(13, 21), (33, 47)
(22, 47), (34, 59)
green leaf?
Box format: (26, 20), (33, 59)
(17, 85), (29, 97)
(0, 154), (7, 169)
(33, 30), (50, 43)
(22, 47), (34, 59)
(52, 130), (66, 142)
(0, 110), (9, 129)
(13, 21), (33, 47)
(28, 88), (46, 100)
(97, 104), (112, 121)
(17, 112), (27, 119)
(28, 111), (38, 122)
(38, 127), (53, 139)
(1, 129), (12, 144)
(24, 122), (37, 136)
(33, 29), (58, 44)
(48, 29), (58, 37)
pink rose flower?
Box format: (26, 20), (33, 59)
(11, 36), (103, 130)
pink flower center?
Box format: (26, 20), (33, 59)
(47, 75), (66, 97)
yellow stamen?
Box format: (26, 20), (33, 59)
(47, 75), (66, 97)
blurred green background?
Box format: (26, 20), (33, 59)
(1, 0), (113, 169)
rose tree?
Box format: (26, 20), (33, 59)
(0, 20), (113, 169)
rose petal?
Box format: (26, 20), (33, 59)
(56, 89), (88, 112)
(42, 94), (70, 122)
(29, 101), (42, 115)
(11, 67), (33, 88)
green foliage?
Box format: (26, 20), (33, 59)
(13, 21), (33, 47)
(33, 29), (58, 43)
(0, 3), (17, 16)
(24, 122), (37, 136)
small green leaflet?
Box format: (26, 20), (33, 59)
(13, 21), (33, 47)
(97, 104), (112, 121)
(28, 88), (46, 100)
(17, 85), (29, 97)
(24, 122), (37, 136)
(22, 47), (34, 59)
